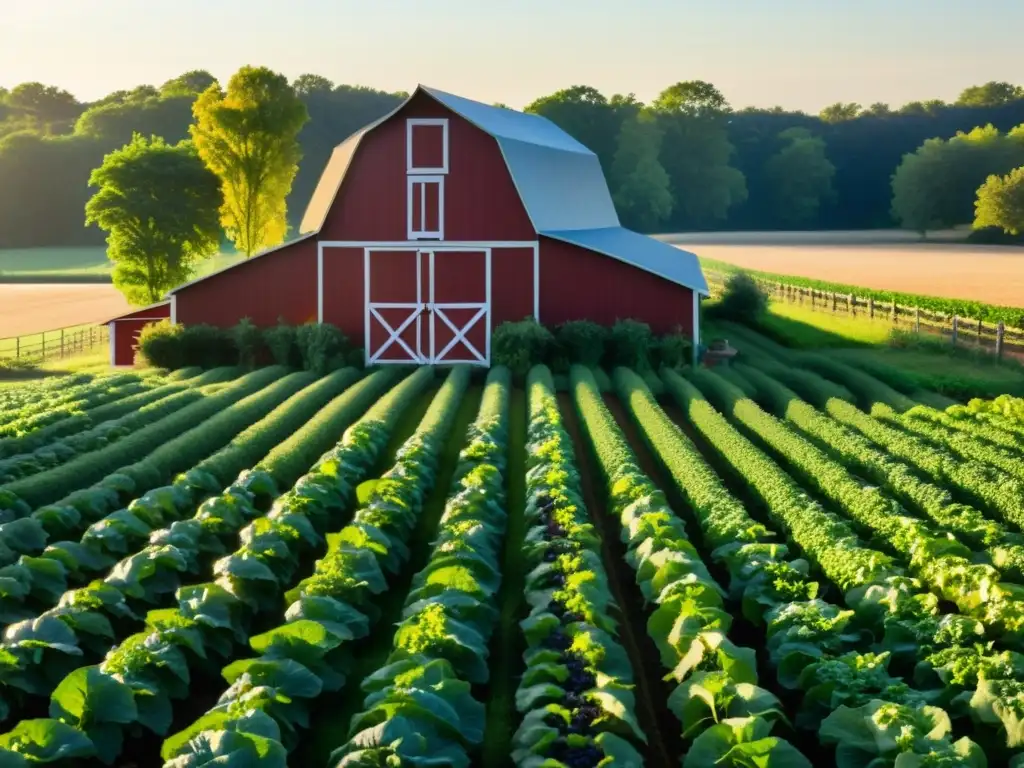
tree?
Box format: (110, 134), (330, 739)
(292, 74), (334, 97)
(819, 102), (862, 123)
(191, 66), (309, 257)
(7, 82), (79, 125)
(160, 70), (218, 98)
(974, 166), (1024, 234)
(651, 80), (747, 228)
(863, 102), (893, 117)
(891, 124), (1024, 234)
(85, 134), (223, 304)
(610, 111), (673, 231)
(957, 82), (1024, 108)
(762, 127), (835, 225)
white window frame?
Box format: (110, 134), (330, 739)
(407, 175), (445, 240)
(406, 118), (449, 175)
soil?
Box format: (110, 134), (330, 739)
(0, 283), (131, 337)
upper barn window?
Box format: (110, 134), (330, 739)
(406, 118), (449, 174)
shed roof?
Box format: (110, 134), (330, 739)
(100, 300), (170, 325)
(543, 228), (709, 296)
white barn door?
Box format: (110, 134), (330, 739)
(365, 249), (425, 365)
(429, 248), (490, 366)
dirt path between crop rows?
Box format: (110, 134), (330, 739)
(557, 392), (680, 768)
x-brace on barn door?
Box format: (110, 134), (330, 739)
(365, 247), (490, 366)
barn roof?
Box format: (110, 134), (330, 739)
(100, 300), (170, 325)
(173, 85), (707, 298)
(544, 228), (709, 296)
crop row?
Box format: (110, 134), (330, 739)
(947, 395), (1024, 438)
(661, 367), (1015, 758)
(572, 365), (820, 767)
(0, 367), (386, 725)
(0, 368), (431, 764)
(327, 366), (511, 767)
(0, 367), (238, 462)
(687, 366), (1024, 645)
(733, 364), (1024, 573)
(509, 365), (645, 767)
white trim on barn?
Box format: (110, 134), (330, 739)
(406, 175), (445, 240)
(317, 241), (324, 323)
(692, 294), (701, 367)
(406, 118), (449, 175)
(109, 322), (116, 366)
(169, 295), (177, 326)
(532, 242), (540, 322)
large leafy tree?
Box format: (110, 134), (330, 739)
(160, 71), (218, 98)
(956, 82), (1024, 108)
(819, 102), (862, 123)
(975, 166), (1024, 235)
(6, 82), (79, 128)
(191, 66), (308, 257)
(85, 134), (223, 304)
(611, 111), (673, 231)
(891, 124), (1024, 234)
(763, 127), (836, 225)
(651, 80), (747, 228)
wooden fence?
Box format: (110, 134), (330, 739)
(0, 325), (110, 363)
(704, 269), (1024, 360)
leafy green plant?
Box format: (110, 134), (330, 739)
(492, 318), (555, 378)
(263, 319), (300, 368)
(600, 320), (647, 371)
(137, 320), (185, 369)
(232, 318), (262, 369)
(714, 271), (768, 325)
(295, 322), (349, 376)
(555, 321), (608, 367)
(655, 330), (692, 369)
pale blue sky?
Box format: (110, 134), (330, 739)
(1, 0), (1021, 112)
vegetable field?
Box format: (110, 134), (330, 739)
(1, 346), (1024, 767)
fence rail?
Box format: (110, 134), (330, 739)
(704, 269), (1024, 360)
(0, 325), (109, 363)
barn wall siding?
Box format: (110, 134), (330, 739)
(491, 247), (535, 326)
(321, 246), (365, 341)
(538, 238), (694, 336)
(318, 92), (535, 243)
(175, 239), (318, 328)
(113, 318), (164, 366)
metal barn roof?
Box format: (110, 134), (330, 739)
(544, 227), (709, 296)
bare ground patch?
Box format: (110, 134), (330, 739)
(0, 284), (132, 337)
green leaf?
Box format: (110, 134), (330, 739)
(0, 718), (96, 761)
(49, 665), (137, 727)
(221, 657), (323, 699)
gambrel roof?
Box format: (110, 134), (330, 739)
(301, 85), (708, 296)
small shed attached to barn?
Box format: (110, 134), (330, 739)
(103, 301), (170, 367)
(112, 85), (708, 367)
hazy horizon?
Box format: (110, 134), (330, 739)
(2, 0), (1023, 112)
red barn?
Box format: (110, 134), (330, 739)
(103, 301), (171, 367)
(123, 85), (708, 367)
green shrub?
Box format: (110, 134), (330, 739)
(655, 331), (692, 369)
(491, 318), (555, 377)
(715, 271), (768, 324)
(137, 320), (185, 369)
(608, 319), (653, 370)
(296, 322), (349, 375)
(263, 320), (300, 367)
(556, 320), (608, 367)
(346, 347), (366, 369)
(233, 318), (262, 369)
(179, 324), (235, 368)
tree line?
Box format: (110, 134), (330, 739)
(4, 72), (1024, 254)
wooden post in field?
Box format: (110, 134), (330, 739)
(868, 296), (874, 319)
(996, 322), (1005, 360)
(60, 329), (65, 359)
(915, 307), (921, 334)
(41, 332), (45, 359)
(952, 316), (959, 346)
(831, 292), (837, 313)
(891, 300), (897, 324)
(15, 337), (19, 359)
(849, 294), (855, 316)
(977, 318), (983, 342)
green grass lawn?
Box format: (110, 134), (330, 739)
(0, 246), (246, 282)
(755, 301), (895, 348)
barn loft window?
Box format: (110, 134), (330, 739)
(408, 175), (444, 239)
(406, 119), (449, 174)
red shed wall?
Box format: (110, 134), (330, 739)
(174, 238), (318, 328)
(538, 238), (694, 336)
(321, 246), (364, 340)
(112, 318), (163, 366)
(318, 92), (536, 243)
(491, 247), (535, 326)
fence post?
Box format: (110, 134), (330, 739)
(849, 294), (855, 316)
(952, 316), (959, 346)
(798, 287), (804, 305)
(15, 337), (19, 359)
(831, 292), (837, 313)
(915, 307), (921, 334)
(977, 318), (983, 341)
(60, 329), (65, 359)
(868, 296), (874, 319)
(996, 322), (1005, 360)
(891, 300), (897, 324)
(41, 332), (45, 359)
